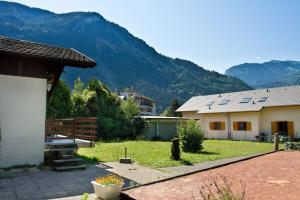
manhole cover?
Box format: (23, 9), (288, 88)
(266, 180), (290, 185)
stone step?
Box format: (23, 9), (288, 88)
(55, 164), (86, 171)
(46, 148), (77, 152)
(54, 158), (82, 164)
(46, 142), (76, 146)
(62, 154), (74, 159)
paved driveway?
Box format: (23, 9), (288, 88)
(0, 165), (136, 200)
(123, 151), (300, 200)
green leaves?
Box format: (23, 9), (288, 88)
(178, 120), (204, 153)
(46, 80), (72, 119)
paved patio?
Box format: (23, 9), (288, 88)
(103, 154), (265, 184)
(123, 151), (300, 200)
(0, 165), (137, 200)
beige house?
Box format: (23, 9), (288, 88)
(177, 85), (300, 141)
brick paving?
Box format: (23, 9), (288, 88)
(123, 151), (300, 200)
(0, 165), (136, 200)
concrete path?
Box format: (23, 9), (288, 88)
(0, 165), (136, 200)
(103, 162), (171, 184)
(102, 154), (263, 185)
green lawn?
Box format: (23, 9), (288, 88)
(78, 140), (275, 168)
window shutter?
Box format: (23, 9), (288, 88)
(209, 122), (214, 130)
(221, 122), (225, 130)
(246, 122), (251, 131)
(233, 122), (238, 131)
(287, 121), (295, 140)
(271, 121), (277, 134)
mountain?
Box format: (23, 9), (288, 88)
(225, 60), (300, 88)
(0, 1), (252, 112)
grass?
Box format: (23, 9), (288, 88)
(78, 140), (276, 168)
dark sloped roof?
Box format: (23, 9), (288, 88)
(0, 36), (96, 68)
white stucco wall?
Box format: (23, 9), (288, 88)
(260, 106), (300, 139)
(230, 112), (260, 141)
(182, 111), (260, 141)
(202, 113), (229, 139)
(0, 75), (46, 168)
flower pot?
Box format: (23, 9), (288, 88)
(91, 181), (124, 200)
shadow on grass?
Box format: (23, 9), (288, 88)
(75, 153), (101, 165)
(199, 151), (220, 155)
(179, 158), (193, 166)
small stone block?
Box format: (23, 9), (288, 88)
(119, 158), (133, 164)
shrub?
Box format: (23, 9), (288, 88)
(285, 142), (300, 150)
(171, 138), (181, 160)
(178, 120), (203, 153)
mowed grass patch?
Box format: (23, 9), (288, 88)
(78, 140), (275, 168)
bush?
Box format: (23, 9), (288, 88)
(178, 120), (203, 153)
(285, 142), (300, 150)
(171, 138), (181, 160)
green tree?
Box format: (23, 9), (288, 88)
(46, 80), (72, 119)
(162, 99), (182, 117)
(72, 77), (95, 117)
(121, 97), (140, 119)
(86, 79), (131, 139)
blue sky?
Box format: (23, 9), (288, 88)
(10, 0), (300, 73)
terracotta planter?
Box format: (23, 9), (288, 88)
(91, 181), (124, 200)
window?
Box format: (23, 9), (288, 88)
(258, 97), (268, 102)
(233, 121), (251, 131)
(209, 122), (225, 130)
(240, 97), (252, 103)
(219, 99), (230, 105)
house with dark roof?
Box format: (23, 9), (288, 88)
(0, 36), (96, 168)
(177, 85), (300, 141)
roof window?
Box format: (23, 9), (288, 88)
(240, 97), (252, 103)
(219, 99), (230, 105)
(258, 97), (268, 102)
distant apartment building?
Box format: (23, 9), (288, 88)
(120, 92), (156, 116)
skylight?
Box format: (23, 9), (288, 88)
(219, 99), (230, 105)
(240, 97), (252, 103)
(258, 97), (268, 102)
(206, 101), (215, 106)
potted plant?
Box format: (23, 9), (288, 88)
(91, 174), (124, 200)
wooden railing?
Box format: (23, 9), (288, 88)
(45, 117), (97, 141)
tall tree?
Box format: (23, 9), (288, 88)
(121, 97), (140, 119)
(72, 77), (95, 117)
(46, 80), (72, 119)
(162, 99), (182, 117)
